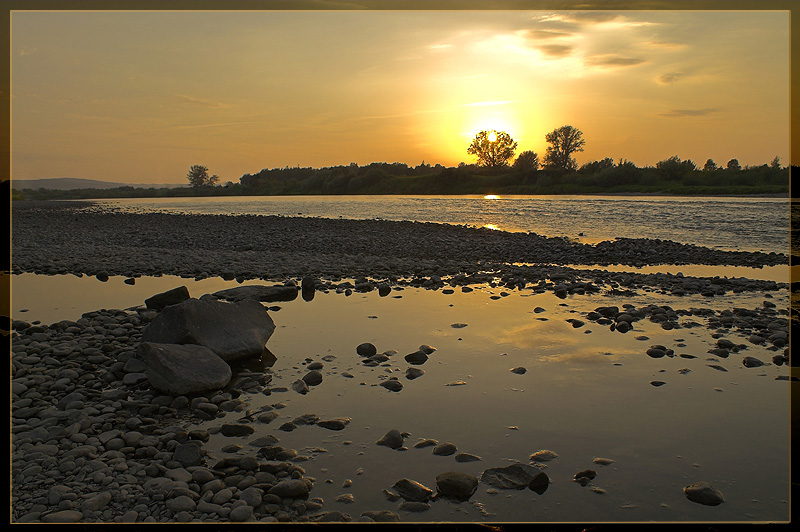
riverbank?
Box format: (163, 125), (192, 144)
(10, 200), (793, 524)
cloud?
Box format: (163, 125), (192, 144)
(428, 43), (453, 52)
(460, 101), (515, 107)
(644, 40), (688, 51)
(584, 54), (647, 67)
(526, 29), (573, 39)
(177, 94), (231, 108)
(19, 47), (38, 56)
(657, 72), (685, 84)
(658, 108), (721, 118)
(537, 43), (574, 57)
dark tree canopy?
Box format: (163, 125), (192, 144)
(513, 150), (539, 172)
(467, 130), (517, 168)
(543, 125), (585, 171)
(187, 164), (219, 187)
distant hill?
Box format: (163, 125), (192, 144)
(11, 178), (186, 190)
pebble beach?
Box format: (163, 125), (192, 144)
(9, 200), (793, 523)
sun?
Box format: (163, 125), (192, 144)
(487, 131), (498, 142)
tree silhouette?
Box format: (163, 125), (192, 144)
(187, 165), (220, 187)
(467, 130), (517, 169)
(513, 150), (539, 172)
(543, 125), (585, 171)
(726, 158), (741, 171)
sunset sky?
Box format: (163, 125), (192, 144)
(10, 6), (791, 184)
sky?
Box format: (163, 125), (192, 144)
(10, 7), (791, 184)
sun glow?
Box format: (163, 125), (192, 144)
(484, 194), (500, 200)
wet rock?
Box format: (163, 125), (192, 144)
(510, 367), (527, 374)
(317, 417), (351, 431)
(650, 381), (667, 387)
(480, 463), (544, 490)
(684, 481), (725, 506)
(144, 285), (190, 310)
(432, 442), (457, 456)
(646, 347), (666, 358)
(742, 356), (765, 368)
(268, 478), (313, 498)
(292, 379), (309, 395)
(435, 471), (479, 501)
(220, 424), (255, 437)
(573, 469), (597, 486)
(528, 471), (550, 494)
(361, 510), (400, 522)
(141, 298), (275, 362)
(356, 343), (377, 357)
(529, 450), (558, 462)
(593, 457), (615, 466)
(404, 351), (428, 365)
(213, 284), (298, 303)
(392, 478), (433, 502)
(399, 501), (430, 512)
(377, 430), (405, 449)
(138, 342), (232, 395)
(455, 452), (481, 462)
(380, 379), (403, 392)
(406, 368), (424, 379)
(302, 370), (323, 386)
(418, 344), (437, 354)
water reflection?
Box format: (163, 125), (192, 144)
(9, 273), (791, 522)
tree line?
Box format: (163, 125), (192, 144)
(10, 125), (790, 200)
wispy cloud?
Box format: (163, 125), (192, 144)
(18, 47), (38, 56)
(537, 43), (574, 57)
(657, 72), (685, 85)
(585, 54), (647, 68)
(658, 108), (721, 118)
(177, 94), (231, 108)
(644, 40), (688, 51)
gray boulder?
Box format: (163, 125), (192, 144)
(392, 478), (433, 502)
(141, 298), (275, 362)
(138, 342), (232, 395)
(144, 286), (190, 310)
(212, 285), (298, 303)
(480, 463), (544, 490)
(435, 472), (478, 501)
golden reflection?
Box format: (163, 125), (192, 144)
(483, 223), (501, 230)
(483, 194), (500, 200)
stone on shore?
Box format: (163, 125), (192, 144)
(141, 298), (275, 362)
(480, 463), (544, 490)
(435, 472), (478, 501)
(138, 341), (232, 395)
(212, 284), (298, 302)
(144, 285), (191, 310)
(684, 481), (725, 506)
(392, 478), (433, 502)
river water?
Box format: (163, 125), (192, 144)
(11, 195), (793, 524)
(85, 195), (792, 255)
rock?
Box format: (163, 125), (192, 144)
(646, 348), (666, 358)
(528, 471), (550, 494)
(593, 457), (615, 466)
(81, 492), (112, 511)
(229, 505), (253, 522)
(435, 472), (479, 501)
(480, 463), (544, 490)
(220, 424), (255, 437)
(454, 452), (481, 462)
(404, 351), (428, 365)
(529, 450), (558, 462)
(418, 344), (437, 354)
(376, 430), (405, 449)
(212, 284), (298, 303)
(432, 442), (457, 456)
(361, 510), (400, 522)
(380, 379), (403, 392)
(510, 367), (527, 374)
(317, 417), (351, 430)
(574, 469), (597, 485)
(41, 510), (83, 523)
(268, 478), (313, 498)
(742, 356), (765, 368)
(141, 298), (276, 362)
(392, 478), (433, 502)
(302, 370), (323, 386)
(166, 495), (196, 512)
(173, 443), (203, 467)
(684, 481), (725, 506)
(405, 368), (424, 379)
(398, 501), (430, 512)
(291, 379), (309, 395)
(356, 343), (377, 357)
(144, 286), (190, 310)
(138, 342), (232, 395)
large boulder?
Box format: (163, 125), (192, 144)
(435, 472), (478, 501)
(138, 342), (232, 395)
(480, 463), (544, 490)
(144, 286), (191, 310)
(212, 285), (298, 303)
(141, 298), (275, 362)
